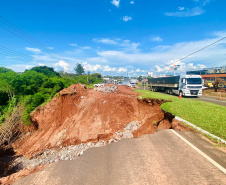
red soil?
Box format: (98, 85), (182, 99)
(1, 84), (192, 184)
(13, 84), (166, 157)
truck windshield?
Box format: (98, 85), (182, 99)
(186, 78), (202, 84)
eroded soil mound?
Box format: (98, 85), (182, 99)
(0, 84), (191, 184)
(13, 84), (166, 157)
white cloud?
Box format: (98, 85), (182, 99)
(55, 60), (69, 71)
(25, 47), (41, 53)
(85, 57), (108, 64)
(92, 38), (139, 51)
(213, 31), (226, 38)
(82, 63), (116, 72)
(123, 16), (132, 22)
(120, 40), (140, 51)
(38, 63), (45, 66)
(135, 69), (141, 72)
(130, 1), (134, 4)
(102, 65), (117, 72)
(93, 38), (118, 45)
(32, 55), (57, 62)
(80, 46), (91, 50)
(150, 36), (163, 42)
(118, 67), (127, 73)
(165, 7), (205, 17)
(69, 43), (78, 47)
(111, 0), (120, 7)
(96, 32), (226, 69)
(25, 65), (32, 69)
(178, 7), (185, 11)
(8, 64), (34, 72)
(193, 0), (212, 6)
(69, 43), (91, 50)
(155, 61), (207, 74)
(83, 64), (101, 72)
(47, 47), (54, 50)
(201, 0), (211, 6)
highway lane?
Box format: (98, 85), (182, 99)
(195, 96), (226, 106)
(14, 130), (226, 185)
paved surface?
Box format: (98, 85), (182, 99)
(194, 96), (226, 106)
(14, 130), (226, 185)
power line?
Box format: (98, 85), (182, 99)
(0, 52), (30, 63)
(171, 36), (226, 64)
(0, 16), (51, 50)
(0, 46), (32, 61)
(0, 16), (61, 60)
(150, 36), (226, 75)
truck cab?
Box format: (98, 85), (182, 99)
(178, 75), (202, 96)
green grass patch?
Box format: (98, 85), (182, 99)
(86, 84), (95, 88)
(137, 82), (148, 87)
(135, 89), (226, 140)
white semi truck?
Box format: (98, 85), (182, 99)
(148, 75), (203, 97)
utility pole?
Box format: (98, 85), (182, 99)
(87, 71), (88, 84)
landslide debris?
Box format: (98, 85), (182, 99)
(13, 84), (167, 157)
(0, 84), (187, 184)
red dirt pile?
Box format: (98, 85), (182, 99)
(13, 84), (171, 157)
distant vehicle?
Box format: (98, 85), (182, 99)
(129, 83), (136, 87)
(148, 75), (203, 97)
(118, 82), (122, 85)
(94, 83), (105, 87)
(122, 78), (137, 87)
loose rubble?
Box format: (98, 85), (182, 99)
(0, 84), (188, 184)
(94, 85), (118, 92)
(10, 121), (141, 172)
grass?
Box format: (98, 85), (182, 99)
(86, 84), (95, 88)
(137, 82), (148, 87)
(135, 89), (226, 140)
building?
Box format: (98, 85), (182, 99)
(186, 66), (226, 84)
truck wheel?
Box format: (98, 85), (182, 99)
(169, 89), (173, 95)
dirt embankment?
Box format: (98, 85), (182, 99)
(0, 84), (189, 184)
(13, 84), (169, 157)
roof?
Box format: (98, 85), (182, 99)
(201, 74), (226, 78)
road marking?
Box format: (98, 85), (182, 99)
(170, 129), (226, 174)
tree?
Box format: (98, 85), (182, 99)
(92, 73), (101, 78)
(0, 67), (13, 73)
(137, 76), (143, 81)
(74, 63), (85, 76)
(28, 66), (60, 77)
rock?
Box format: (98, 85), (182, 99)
(122, 130), (133, 138)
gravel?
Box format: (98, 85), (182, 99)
(11, 120), (142, 172)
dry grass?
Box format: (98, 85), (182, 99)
(0, 105), (24, 151)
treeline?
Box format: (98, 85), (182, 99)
(0, 66), (102, 125)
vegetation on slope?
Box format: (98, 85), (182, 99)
(0, 66), (102, 126)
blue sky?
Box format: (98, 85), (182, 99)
(0, 0), (226, 76)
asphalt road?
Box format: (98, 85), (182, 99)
(14, 130), (226, 185)
(194, 96), (226, 106)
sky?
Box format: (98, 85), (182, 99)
(0, 0), (226, 76)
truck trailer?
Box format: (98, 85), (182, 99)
(148, 75), (203, 97)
